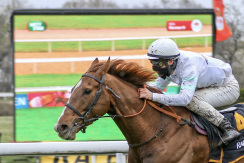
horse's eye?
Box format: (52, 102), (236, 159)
(83, 88), (92, 95)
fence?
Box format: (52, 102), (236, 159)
(15, 53), (211, 74)
(15, 34), (212, 53)
(0, 141), (128, 163)
(0, 92), (13, 100)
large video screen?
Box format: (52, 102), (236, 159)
(12, 9), (215, 142)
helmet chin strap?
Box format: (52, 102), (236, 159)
(165, 61), (172, 74)
(160, 61), (172, 79)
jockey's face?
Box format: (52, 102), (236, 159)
(150, 59), (174, 69)
(150, 59), (175, 79)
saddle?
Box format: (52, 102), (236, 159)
(190, 103), (244, 163)
(191, 106), (239, 136)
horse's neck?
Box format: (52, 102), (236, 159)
(108, 78), (190, 145)
(106, 76), (191, 144)
(114, 102), (190, 146)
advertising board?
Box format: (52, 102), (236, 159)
(12, 9), (215, 142)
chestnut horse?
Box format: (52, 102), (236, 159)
(55, 58), (237, 163)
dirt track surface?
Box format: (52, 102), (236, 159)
(15, 47), (212, 75)
(14, 26), (212, 40)
(15, 26), (212, 75)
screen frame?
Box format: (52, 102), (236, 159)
(11, 8), (216, 142)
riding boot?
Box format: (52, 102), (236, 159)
(217, 118), (241, 147)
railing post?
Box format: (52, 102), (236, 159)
(116, 153), (126, 163)
(48, 42), (52, 53)
(142, 59), (145, 67)
(79, 41), (82, 52)
(142, 39), (145, 50)
(91, 155), (96, 163)
(205, 36), (208, 47)
(112, 40), (115, 51)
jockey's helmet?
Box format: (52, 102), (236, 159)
(147, 38), (180, 60)
(147, 38), (180, 79)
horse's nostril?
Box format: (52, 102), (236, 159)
(58, 124), (69, 134)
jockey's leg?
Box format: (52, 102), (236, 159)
(186, 76), (241, 147)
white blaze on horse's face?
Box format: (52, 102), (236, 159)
(54, 79), (82, 131)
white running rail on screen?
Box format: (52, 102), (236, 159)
(15, 34), (212, 53)
(15, 53), (212, 64)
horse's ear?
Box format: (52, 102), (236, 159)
(95, 57), (110, 78)
(87, 58), (99, 72)
(91, 58), (99, 66)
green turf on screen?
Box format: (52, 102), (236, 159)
(15, 74), (82, 88)
(16, 107), (125, 142)
(14, 15), (212, 30)
(15, 74), (126, 142)
(14, 14), (212, 53)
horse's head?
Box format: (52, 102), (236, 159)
(54, 57), (157, 140)
(54, 58), (113, 140)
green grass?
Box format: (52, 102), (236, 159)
(0, 116), (38, 163)
(15, 37), (212, 53)
(0, 116), (13, 143)
(15, 74), (82, 88)
(0, 114), (121, 163)
(172, 37), (212, 48)
(15, 107), (125, 142)
(14, 15), (212, 30)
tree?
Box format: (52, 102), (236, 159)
(131, 0), (203, 9)
(214, 4), (244, 65)
(63, 0), (120, 9)
(0, 7), (13, 92)
(214, 4), (244, 87)
(0, 0), (31, 92)
(160, 0), (203, 8)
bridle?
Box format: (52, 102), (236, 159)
(65, 73), (195, 148)
(65, 73), (121, 133)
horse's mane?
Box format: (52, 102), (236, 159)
(87, 59), (157, 87)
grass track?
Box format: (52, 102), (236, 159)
(16, 107), (125, 142)
(14, 15), (212, 30)
(15, 74), (82, 88)
(0, 116), (38, 163)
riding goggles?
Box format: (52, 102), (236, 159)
(150, 59), (165, 67)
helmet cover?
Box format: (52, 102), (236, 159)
(147, 38), (180, 60)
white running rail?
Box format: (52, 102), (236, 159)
(0, 141), (128, 163)
(15, 34), (212, 53)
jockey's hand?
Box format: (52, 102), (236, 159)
(139, 88), (153, 100)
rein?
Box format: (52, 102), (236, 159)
(65, 73), (195, 147)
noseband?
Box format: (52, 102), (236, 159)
(65, 73), (121, 133)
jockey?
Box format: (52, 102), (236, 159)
(139, 38), (241, 147)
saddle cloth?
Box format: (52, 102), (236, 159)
(190, 103), (244, 163)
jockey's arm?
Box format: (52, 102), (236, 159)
(147, 75), (171, 92)
(152, 65), (198, 106)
